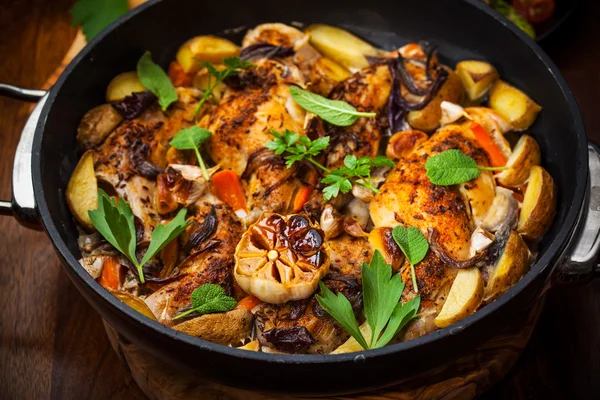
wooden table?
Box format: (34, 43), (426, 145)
(0, 1), (598, 398)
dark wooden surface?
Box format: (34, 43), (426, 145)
(0, 1), (598, 399)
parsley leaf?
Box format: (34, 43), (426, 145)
(265, 130), (331, 170)
(173, 284), (237, 320)
(70, 0), (128, 41)
(322, 155), (394, 200)
(316, 250), (420, 350)
(289, 86), (376, 126)
(137, 51), (178, 111)
(88, 189), (189, 283)
(194, 57), (254, 115)
(392, 226), (429, 293)
(169, 126), (212, 180)
(425, 149), (505, 186)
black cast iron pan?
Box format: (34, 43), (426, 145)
(1, 0), (599, 396)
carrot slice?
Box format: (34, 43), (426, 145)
(236, 295), (262, 311)
(293, 186), (313, 212)
(98, 257), (121, 290)
(168, 61), (194, 87)
(470, 122), (508, 167)
(212, 170), (247, 212)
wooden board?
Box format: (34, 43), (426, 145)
(1, 0), (599, 398)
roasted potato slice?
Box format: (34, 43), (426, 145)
(368, 227), (404, 271)
(66, 150), (98, 230)
(305, 24), (381, 71)
(484, 231), (532, 303)
(332, 322), (372, 354)
(173, 309), (253, 345)
(407, 68), (464, 132)
(517, 166), (557, 239)
(176, 36), (240, 73)
(310, 57), (351, 96)
(489, 80), (542, 131)
(239, 339), (261, 351)
(386, 130), (428, 160)
(110, 290), (157, 320)
(496, 135), (541, 187)
(76, 104), (123, 151)
(105, 71), (146, 102)
(456, 60), (499, 101)
(434, 268), (484, 328)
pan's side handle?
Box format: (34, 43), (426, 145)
(0, 83), (48, 230)
(554, 143), (600, 284)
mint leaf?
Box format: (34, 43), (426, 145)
(140, 208), (189, 266)
(70, 0), (128, 41)
(425, 149), (481, 186)
(169, 126), (212, 180)
(362, 251), (404, 348)
(137, 51), (178, 111)
(316, 282), (369, 350)
(173, 284), (237, 320)
(289, 86), (376, 127)
(392, 225), (429, 293)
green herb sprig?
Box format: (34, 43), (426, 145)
(425, 149), (507, 186)
(173, 284), (237, 320)
(289, 86), (377, 127)
(70, 0), (128, 41)
(392, 226), (429, 293)
(265, 130), (394, 200)
(88, 189), (189, 283)
(169, 126), (212, 180)
(137, 51), (179, 111)
(194, 57), (254, 115)
(316, 250), (421, 350)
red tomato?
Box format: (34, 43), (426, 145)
(511, 0), (556, 24)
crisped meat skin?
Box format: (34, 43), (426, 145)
(144, 201), (243, 324)
(328, 234), (373, 281)
(207, 58), (307, 214)
(325, 63), (392, 169)
(93, 88), (202, 236)
(370, 122), (493, 332)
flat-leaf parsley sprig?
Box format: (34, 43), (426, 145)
(425, 149), (507, 186)
(265, 129), (394, 200)
(316, 250), (421, 350)
(194, 57), (254, 115)
(169, 126), (212, 180)
(88, 189), (189, 283)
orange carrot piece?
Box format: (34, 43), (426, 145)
(168, 61), (193, 87)
(236, 295), (262, 311)
(293, 186), (313, 212)
(470, 122), (508, 167)
(211, 170), (247, 212)
(98, 257), (121, 290)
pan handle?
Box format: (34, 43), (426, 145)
(554, 143), (600, 284)
(0, 83), (48, 230)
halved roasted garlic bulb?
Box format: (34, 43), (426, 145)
(234, 213), (330, 304)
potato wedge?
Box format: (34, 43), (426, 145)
(434, 268), (484, 328)
(239, 339), (261, 351)
(489, 80), (542, 131)
(497, 135), (541, 187)
(332, 322), (372, 354)
(76, 104), (123, 151)
(305, 24), (380, 71)
(310, 57), (351, 96)
(386, 130), (428, 160)
(66, 150), (98, 230)
(517, 166), (557, 239)
(173, 308), (253, 345)
(110, 290), (157, 320)
(176, 36), (240, 73)
(407, 68), (464, 132)
(456, 60), (499, 101)
(484, 231), (532, 303)
(368, 227), (405, 271)
(105, 71), (146, 102)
